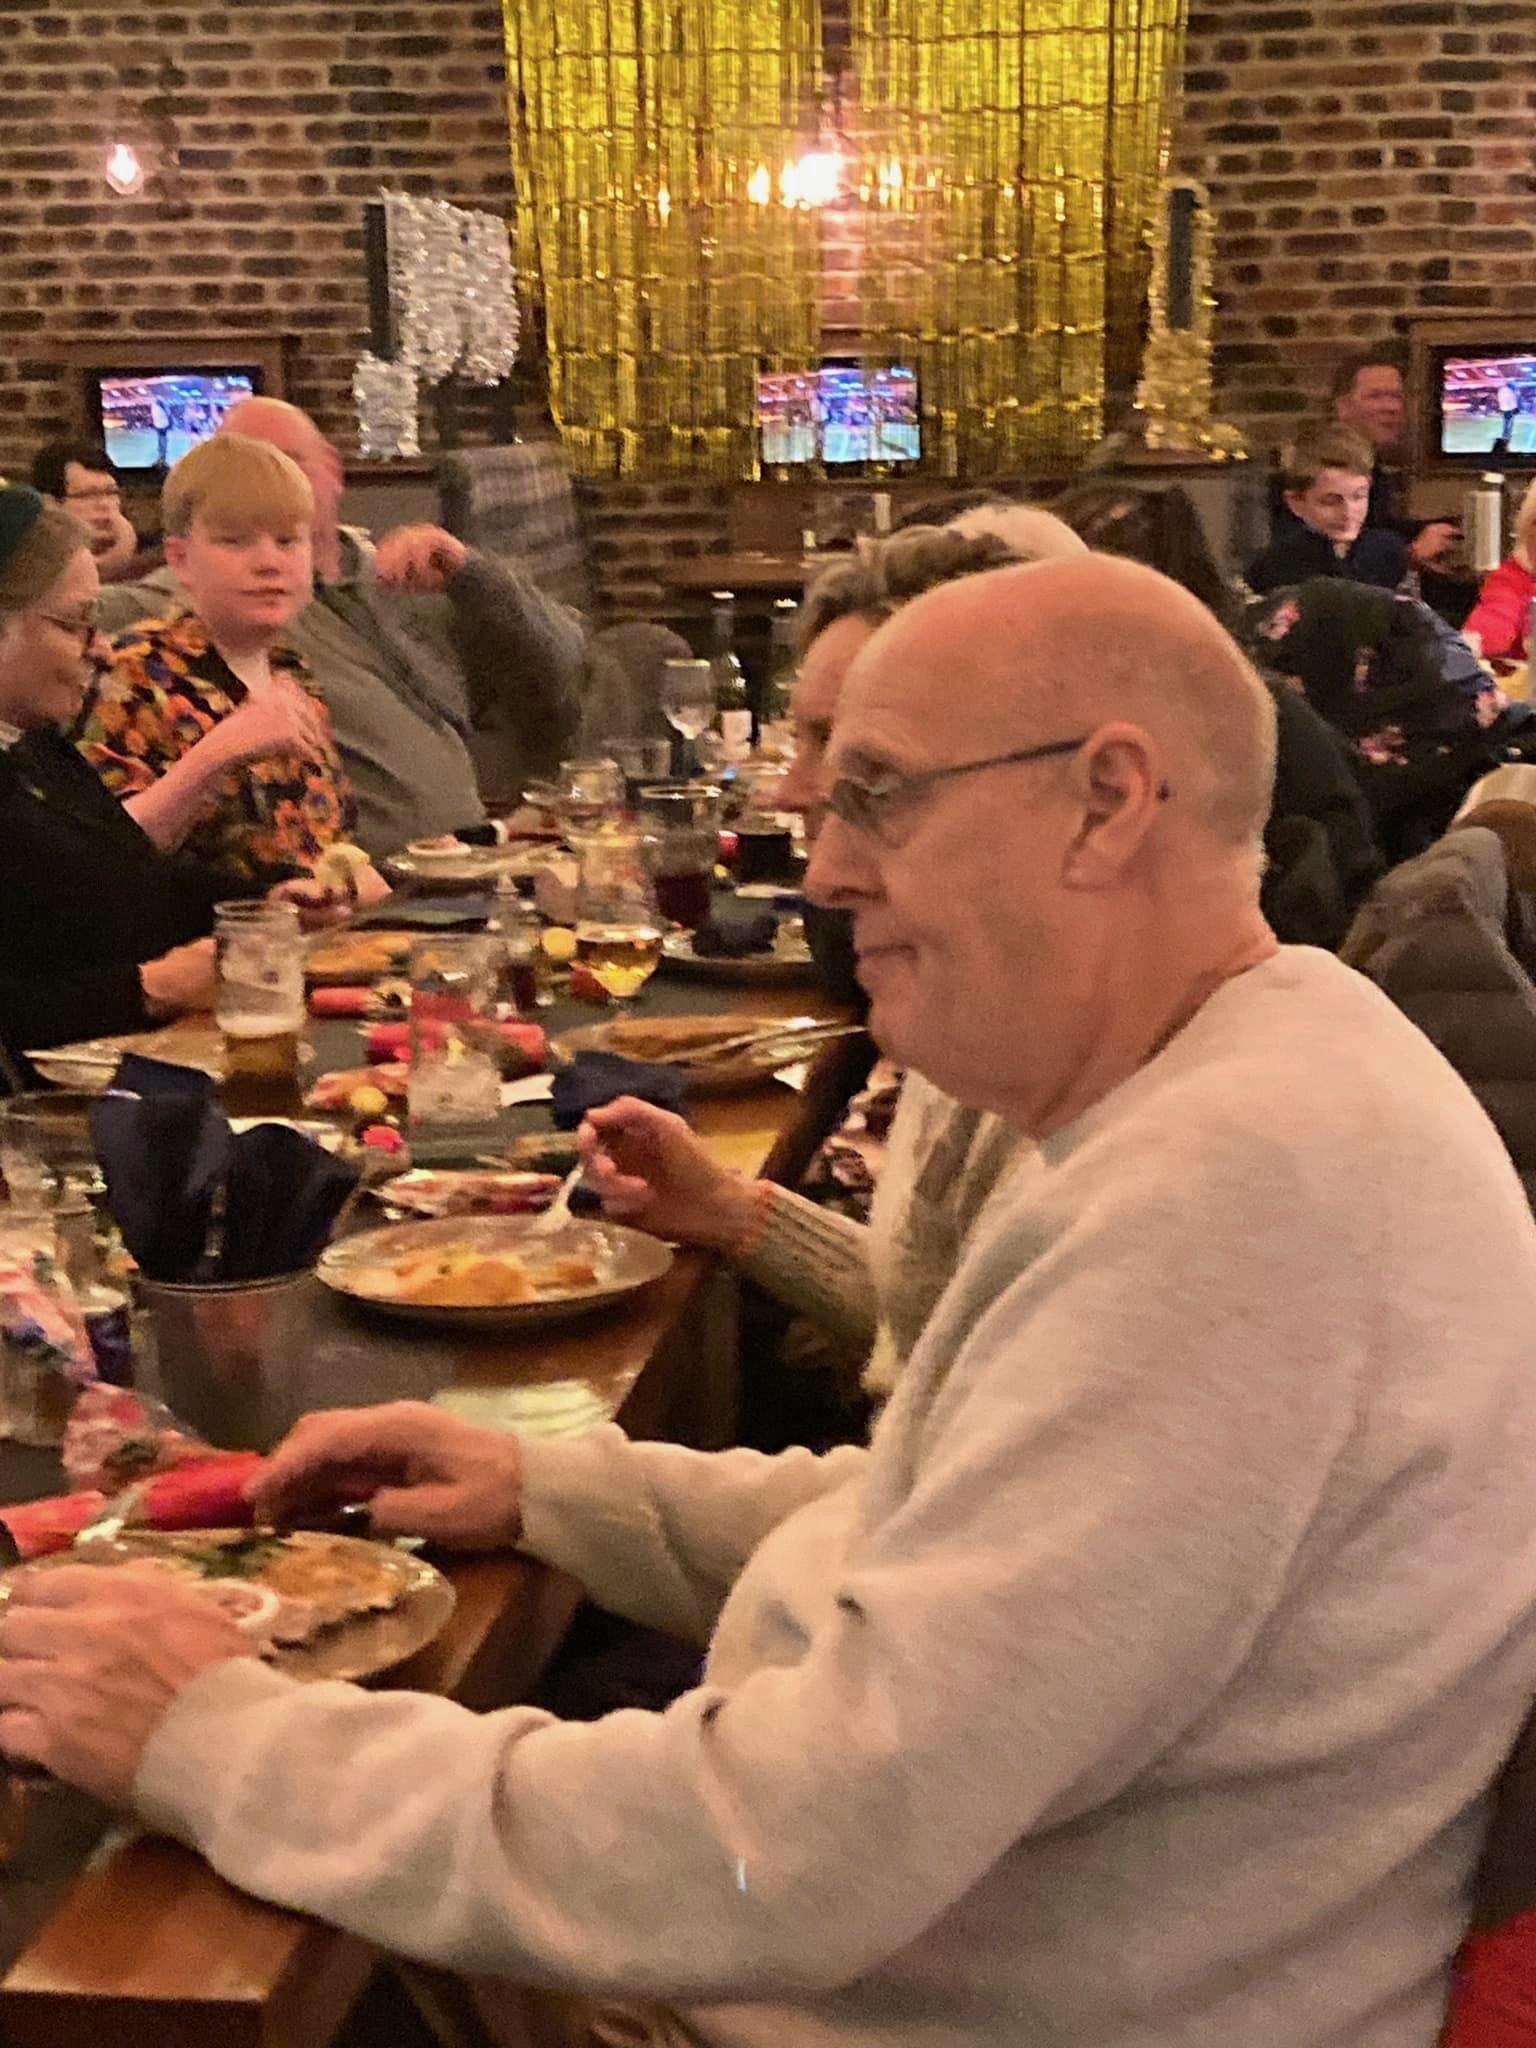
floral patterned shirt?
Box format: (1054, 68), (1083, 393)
(78, 614), (356, 884)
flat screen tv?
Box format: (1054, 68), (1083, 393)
(819, 362), (920, 466)
(756, 362), (921, 468)
(87, 367), (260, 472)
(1432, 347), (1536, 463)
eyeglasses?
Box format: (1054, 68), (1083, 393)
(36, 610), (101, 650)
(63, 485), (121, 506)
(826, 736), (1091, 847)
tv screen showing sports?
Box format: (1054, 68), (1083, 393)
(92, 369), (258, 471)
(756, 369), (821, 467)
(1436, 350), (1536, 461)
(820, 364), (921, 465)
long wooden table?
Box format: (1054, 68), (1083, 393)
(0, 983), (830, 2047)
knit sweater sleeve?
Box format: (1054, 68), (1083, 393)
(131, 1113), (1366, 2000)
(733, 1184), (877, 1356)
(446, 553), (583, 768)
(511, 1428), (870, 1642)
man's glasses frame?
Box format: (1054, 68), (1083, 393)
(826, 736), (1092, 847)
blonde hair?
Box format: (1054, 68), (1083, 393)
(798, 524), (1020, 657)
(162, 433), (314, 538)
(0, 502), (88, 618)
(1283, 422), (1374, 495)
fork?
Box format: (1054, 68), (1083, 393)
(528, 1160), (584, 1236)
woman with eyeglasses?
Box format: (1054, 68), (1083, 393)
(0, 485), (337, 1080)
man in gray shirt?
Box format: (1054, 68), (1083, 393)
(11, 557), (1536, 2046)
(95, 398), (581, 858)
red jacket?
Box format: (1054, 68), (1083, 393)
(1465, 556), (1536, 659)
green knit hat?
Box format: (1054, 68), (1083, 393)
(0, 487), (45, 575)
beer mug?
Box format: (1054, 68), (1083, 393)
(214, 901), (306, 1115)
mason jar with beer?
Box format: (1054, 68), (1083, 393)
(214, 900), (306, 1117)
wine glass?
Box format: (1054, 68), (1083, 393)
(573, 831), (665, 1012)
(660, 659), (714, 773)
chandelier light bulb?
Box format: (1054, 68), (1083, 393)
(104, 141), (146, 196)
(788, 147), (844, 210)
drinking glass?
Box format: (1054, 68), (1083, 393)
(605, 736), (674, 800)
(660, 659), (714, 773)
(636, 782), (722, 929)
(573, 832), (665, 1008)
(557, 757), (625, 836)
(214, 901), (306, 1116)
(406, 935), (503, 1155)
(0, 1093), (105, 1207)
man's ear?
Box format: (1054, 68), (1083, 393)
(1061, 726), (1165, 889)
(1282, 489), (1308, 523)
(163, 535), (187, 576)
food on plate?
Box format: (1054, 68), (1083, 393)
(313, 841), (374, 895)
(541, 925), (578, 963)
(349, 1083), (390, 1118)
(305, 931), (413, 982)
(407, 835), (468, 856)
(379, 1169), (562, 1218)
(306, 1062), (408, 1112)
(599, 1012), (764, 1062)
(51, 1530), (415, 1653)
(349, 1242), (600, 1308)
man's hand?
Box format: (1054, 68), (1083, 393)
(1409, 520), (1460, 569)
(579, 1097), (759, 1250)
(249, 1402), (524, 1549)
(373, 525), (472, 594)
(213, 680), (331, 772)
(140, 936), (217, 1017)
(0, 1567), (253, 1805)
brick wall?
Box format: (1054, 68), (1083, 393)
(1175, 0), (1536, 460)
(0, 0), (517, 480)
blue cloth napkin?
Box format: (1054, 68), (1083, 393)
(91, 1056), (360, 1283)
(691, 912), (778, 958)
(216, 1121), (359, 1282)
(91, 1059), (233, 1283)
(550, 1050), (689, 1131)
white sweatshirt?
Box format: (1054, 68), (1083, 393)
(138, 948), (1536, 2045)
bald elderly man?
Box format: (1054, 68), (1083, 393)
(95, 397), (582, 857)
(8, 557), (1536, 2048)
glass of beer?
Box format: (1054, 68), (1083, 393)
(573, 831), (664, 1009)
(214, 901), (306, 1117)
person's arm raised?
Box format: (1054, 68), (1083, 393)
(120, 680), (333, 853)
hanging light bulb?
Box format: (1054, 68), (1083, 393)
(104, 140), (147, 196)
(746, 162), (772, 207)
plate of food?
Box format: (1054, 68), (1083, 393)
(556, 1011), (838, 1094)
(26, 1025), (226, 1092)
(12, 1528), (455, 1684)
(304, 929), (416, 985)
(375, 1168), (563, 1219)
(659, 926), (816, 986)
(317, 1214), (673, 1330)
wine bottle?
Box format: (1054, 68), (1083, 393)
(709, 590), (752, 762)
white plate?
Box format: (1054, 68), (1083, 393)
(385, 842), (560, 889)
(658, 931), (816, 985)
(317, 1214), (673, 1330)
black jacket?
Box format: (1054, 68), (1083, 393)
(1340, 827), (1536, 1208)
(0, 727), (251, 1065)
(1248, 522), (1408, 596)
